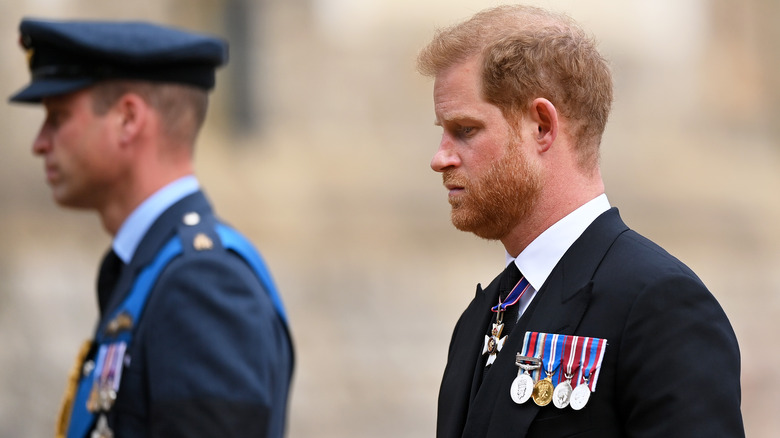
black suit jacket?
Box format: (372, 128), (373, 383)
(92, 191), (293, 438)
(437, 208), (744, 437)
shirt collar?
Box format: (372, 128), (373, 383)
(113, 175), (200, 263)
(506, 193), (610, 291)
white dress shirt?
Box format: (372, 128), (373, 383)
(505, 194), (611, 318)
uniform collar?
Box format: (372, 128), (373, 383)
(113, 175), (200, 263)
(506, 193), (610, 291)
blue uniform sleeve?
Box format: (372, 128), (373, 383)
(140, 249), (292, 437)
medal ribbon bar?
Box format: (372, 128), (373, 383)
(491, 276), (531, 313)
(519, 332), (608, 395)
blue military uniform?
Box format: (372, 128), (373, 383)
(9, 19), (294, 437)
(95, 189), (293, 438)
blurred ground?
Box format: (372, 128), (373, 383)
(1, 0), (778, 437)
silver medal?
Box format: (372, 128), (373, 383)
(552, 379), (573, 409)
(510, 354), (541, 405)
(569, 383), (591, 410)
(91, 414), (114, 438)
(510, 372), (535, 404)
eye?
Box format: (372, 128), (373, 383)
(457, 126), (477, 138)
(45, 112), (62, 128)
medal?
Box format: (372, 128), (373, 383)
(510, 354), (540, 404)
(482, 273), (532, 367)
(570, 336), (607, 410)
(532, 334), (561, 406)
(87, 345), (109, 413)
(86, 342), (126, 415)
(532, 375), (554, 406)
(552, 378), (573, 408)
(553, 335), (580, 409)
(570, 380), (591, 410)
(91, 414), (114, 438)
(512, 331), (608, 410)
(482, 321), (507, 366)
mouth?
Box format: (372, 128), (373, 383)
(44, 163), (59, 183)
(443, 172), (466, 196)
(445, 183), (465, 196)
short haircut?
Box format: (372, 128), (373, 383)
(417, 5), (613, 170)
(90, 80), (209, 147)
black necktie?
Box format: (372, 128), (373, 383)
(481, 262), (523, 380)
(97, 249), (123, 314)
(496, 261), (522, 339)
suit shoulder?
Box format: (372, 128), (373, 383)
(603, 229), (702, 283)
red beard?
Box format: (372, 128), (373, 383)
(442, 141), (541, 240)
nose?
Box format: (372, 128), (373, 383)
(430, 135), (460, 173)
(32, 126), (51, 156)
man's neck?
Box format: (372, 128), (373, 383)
(502, 180), (605, 257)
(99, 166), (194, 236)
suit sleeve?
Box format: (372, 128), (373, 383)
(616, 272), (744, 437)
(141, 250), (292, 438)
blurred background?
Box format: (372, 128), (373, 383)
(1, 0), (778, 436)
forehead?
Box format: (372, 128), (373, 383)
(42, 88), (93, 110)
(433, 57), (501, 124)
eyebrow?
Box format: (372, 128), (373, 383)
(434, 112), (482, 127)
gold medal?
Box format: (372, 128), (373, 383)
(532, 375), (554, 406)
(533, 333), (560, 406)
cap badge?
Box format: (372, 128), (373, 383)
(19, 36), (34, 67)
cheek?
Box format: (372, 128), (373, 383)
(467, 138), (510, 173)
(74, 127), (120, 178)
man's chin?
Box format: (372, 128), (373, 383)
(51, 192), (91, 210)
(451, 212), (506, 241)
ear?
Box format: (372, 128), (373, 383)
(114, 93), (148, 147)
(528, 98), (558, 153)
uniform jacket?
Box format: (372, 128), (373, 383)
(94, 191), (294, 437)
(437, 208), (744, 437)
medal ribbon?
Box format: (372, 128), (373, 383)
(91, 345), (108, 401)
(540, 333), (565, 386)
(519, 331), (546, 381)
(100, 344), (116, 395)
(491, 276), (531, 313)
(520, 331), (538, 357)
(519, 332), (607, 390)
(575, 337), (594, 388)
(111, 343), (127, 394)
(575, 337), (608, 392)
(556, 335), (580, 383)
(587, 338), (607, 391)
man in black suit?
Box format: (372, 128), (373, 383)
(9, 19), (293, 437)
(417, 5), (744, 437)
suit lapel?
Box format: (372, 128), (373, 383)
(524, 208), (628, 335)
(467, 282), (501, 401)
(437, 273), (505, 438)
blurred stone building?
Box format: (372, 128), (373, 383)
(0, 1), (777, 437)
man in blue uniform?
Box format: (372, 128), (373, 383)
(417, 5), (744, 437)
(9, 18), (294, 437)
